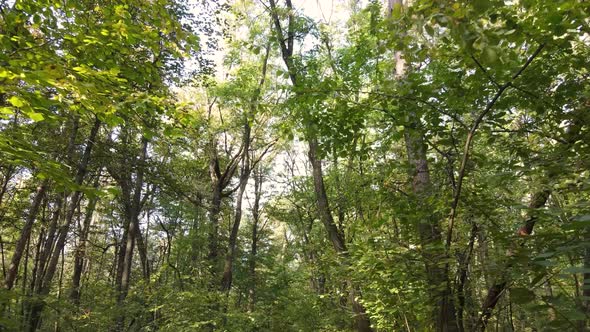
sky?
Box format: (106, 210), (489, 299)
(202, 0), (357, 79)
(196, 0), (363, 222)
(293, 0), (343, 24)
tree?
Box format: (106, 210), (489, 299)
(1, 0), (589, 331)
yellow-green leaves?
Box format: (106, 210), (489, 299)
(6, 96), (43, 121)
(26, 112), (45, 122)
(8, 96), (26, 108)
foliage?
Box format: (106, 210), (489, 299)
(0, 0), (589, 331)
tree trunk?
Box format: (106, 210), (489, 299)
(221, 115), (252, 292)
(70, 185), (99, 306)
(0, 165), (16, 281)
(29, 118), (101, 331)
(456, 221), (477, 332)
(221, 42), (269, 292)
(267, 1), (374, 329)
(207, 181), (222, 279)
(0, 165), (15, 210)
(4, 181), (47, 290)
(307, 138), (346, 252)
(220, 181), (245, 292)
(135, 225), (150, 281)
(112, 137), (148, 331)
(117, 206), (136, 305)
(33, 196), (62, 295)
(405, 125), (458, 332)
(117, 138), (148, 303)
(388, 0), (458, 329)
(248, 168), (262, 312)
(308, 138), (373, 332)
(114, 226), (128, 291)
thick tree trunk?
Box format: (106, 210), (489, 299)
(308, 138), (373, 332)
(456, 221), (477, 332)
(307, 138), (346, 252)
(405, 126), (458, 332)
(220, 182), (245, 291)
(206, 133), (224, 280)
(118, 207), (136, 305)
(204, 124), (242, 289)
(388, 0), (458, 329)
(114, 227), (128, 290)
(33, 196), (62, 295)
(20, 231), (31, 327)
(221, 119), (251, 292)
(222, 43), (268, 292)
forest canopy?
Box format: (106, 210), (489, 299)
(0, 0), (589, 331)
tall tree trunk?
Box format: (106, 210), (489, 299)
(26, 227), (46, 328)
(0, 165), (16, 280)
(117, 137), (148, 304)
(267, 1), (373, 330)
(205, 137), (240, 284)
(388, 0), (458, 330)
(308, 138), (373, 332)
(54, 247), (65, 332)
(207, 180), (222, 279)
(0, 165), (14, 280)
(220, 179), (246, 291)
(114, 226), (128, 290)
(405, 125), (458, 332)
(135, 225), (150, 281)
(33, 196), (62, 295)
(206, 132), (223, 280)
(221, 41), (268, 292)
(4, 181), (48, 290)
(20, 232), (31, 328)
(28, 118), (101, 331)
(110, 137), (148, 331)
(69, 181), (99, 306)
(307, 138), (346, 252)
(248, 167), (262, 312)
(220, 121), (250, 292)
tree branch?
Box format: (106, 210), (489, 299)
(446, 43), (545, 249)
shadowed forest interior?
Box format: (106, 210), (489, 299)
(1, 0), (589, 331)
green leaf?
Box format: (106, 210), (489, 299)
(484, 48), (497, 63)
(8, 96), (26, 107)
(27, 112), (45, 121)
(0, 107), (14, 115)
